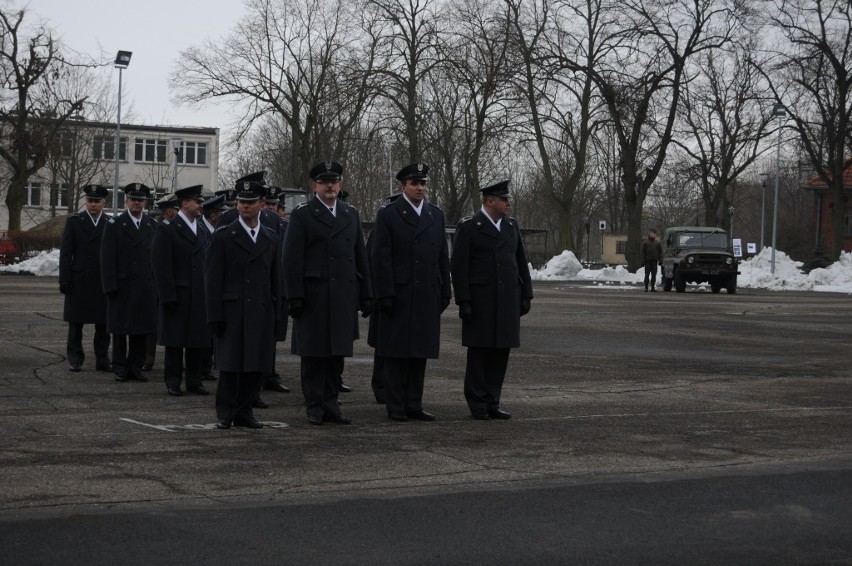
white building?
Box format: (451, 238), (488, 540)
(0, 120), (220, 233)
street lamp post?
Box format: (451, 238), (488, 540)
(770, 103), (786, 274)
(759, 172), (768, 250)
(112, 50), (132, 215)
(171, 138), (183, 193)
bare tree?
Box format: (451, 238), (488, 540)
(366, 0), (443, 160)
(506, 0), (607, 254)
(171, 0), (378, 189)
(758, 0), (852, 260)
(0, 6), (86, 231)
(586, 0), (742, 271)
(675, 38), (775, 230)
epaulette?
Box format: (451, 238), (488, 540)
(460, 215), (473, 223)
(293, 202), (309, 211)
(215, 224), (230, 232)
(163, 219), (171, 225)
(69, 212), (81, 219)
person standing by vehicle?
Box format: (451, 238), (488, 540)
(451, 180), (533, 420)
(370, 163), (450, 422)
(100, 183), (158, 383)
(640, 228), (663, 292)
(59, 184), (111, 373)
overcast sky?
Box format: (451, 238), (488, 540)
(24, 0), (248, 130)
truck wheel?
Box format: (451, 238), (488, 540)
(711, 283), (721, 293)
(674, 271), (686, 293)
(726, 276), (737, 294)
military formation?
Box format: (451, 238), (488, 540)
(58, 161), (533, 428)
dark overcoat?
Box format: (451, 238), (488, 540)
(100, 211), (158, 335)
(282, 197), (372, 357)
(151, 214), (212, 348)
(450, 211), (533, 349)
(370, 197), (450, 359)
(205, 221), (280, 373)
(59, 212), (108, 324)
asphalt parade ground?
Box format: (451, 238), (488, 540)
(1, 274), (851, 565)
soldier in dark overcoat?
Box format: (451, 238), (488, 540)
(205, 179), (281, 430)
(59, 184), (111, 372)
(450, 180), (533, 420)
(143, 193), (179, 372)
(282, 160), (373, 425)
(100, 183), (158, 382)
(151, 185), (212, 396)
(370, 163), (451, 422)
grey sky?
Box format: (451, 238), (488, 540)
(24, 0), (247, 130)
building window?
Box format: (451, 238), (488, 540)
(56, 132), (74, 158)
(134, 138), (167, 163)
(107, 190), (125, 210)
(93, 136), (127, 161)
(26, 182), (42, 206)
(177, 141), (207, 165)
(56, 184), (69, 209)
(616, 240), (627, 254)
(845, 209), (852, 237)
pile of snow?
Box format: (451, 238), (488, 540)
(529, 248), (852, 294)
(0, 249), (60, 277)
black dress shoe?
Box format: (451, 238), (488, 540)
(324, 414), (352, 424)
(167, 386), (183, 396)
(406, 409), (436, 421)
(388, 412), (408, 422)
(251, 397), (269, 409)
(214, 419), (231, 430)
(264, 382), (290, 393)
(233, 417), (264, 429)
(187, 385), (210, 396)
(95, 363), (113, 372)
(141, 363), (153, 372)
(471, 411), (490, 420)
(307, 415), (323, 426)
(69, 364), (82, 372)
(487, 408), (512, 420)
(114, 373), (128, 382)
(129, 372), (148, 382)
(339, 383), (352, 393)
(375, 397), (386, 404)
(201, 373), (217, 381)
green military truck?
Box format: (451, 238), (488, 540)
(660, 226), (739, 294)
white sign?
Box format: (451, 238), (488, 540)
(732, 238), (743, 258)
(747, 242), (757, 254)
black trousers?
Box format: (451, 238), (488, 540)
(66, 323), (110, 367)
(644, 261), (659, 289)
(144, 333), (157, 366)
(371, 353), (386, 402)
(464, 346), (510, 413)
(383, 357), (426, 415)
(300, 356), (344, 419)
(164, 346), (203, 389)
(200, 347), (214, 379)
(111, 334), (147, 378)
(216, 371), (265, 422)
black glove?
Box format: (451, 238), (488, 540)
(458, 302), (473, 322)
(210, 321), (225, 337)
(520, 297), (531, 316)
(379, 296), (394, 314)
(162, 301), (177, 312)
(59, 282), (71, 295)
(288, 298), (304, 319)
(441, 296), (450, 313)
(360, 299), (373, 318)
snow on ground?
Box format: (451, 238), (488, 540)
(2, 246), (852, 294)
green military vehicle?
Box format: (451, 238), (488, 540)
(660, 226), (739, 294)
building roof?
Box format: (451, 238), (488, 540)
(805, 157), (852, 189)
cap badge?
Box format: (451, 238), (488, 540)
(244, 181), (250, 190)
(325, 161), (332, 172)
(417, 163), (423, 172)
